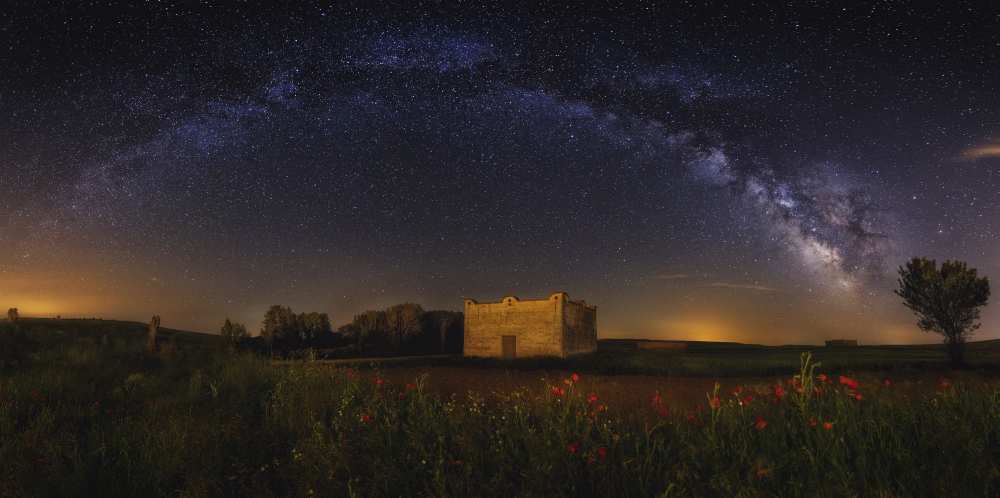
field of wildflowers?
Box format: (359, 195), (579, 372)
(1, 331), (999, 497)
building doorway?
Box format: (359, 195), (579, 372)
(502, 335), (516, 359)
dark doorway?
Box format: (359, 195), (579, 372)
(502, 335), (516, 359)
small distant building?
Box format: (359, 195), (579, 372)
(825, 339), (858, 347)
(463, 292), (597, 358)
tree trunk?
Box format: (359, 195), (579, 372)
(944, 333), (966, 368)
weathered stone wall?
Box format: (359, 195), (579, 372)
(463, 292), (597, 358)
(562, 299), (597, 355)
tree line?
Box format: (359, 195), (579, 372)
(221, 303), (462, 357)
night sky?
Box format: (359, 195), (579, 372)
(2, 2), (999, 344)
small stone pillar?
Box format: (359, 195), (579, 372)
(147, 315), (161, 353)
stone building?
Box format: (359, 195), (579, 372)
(463, 292), (597, 358)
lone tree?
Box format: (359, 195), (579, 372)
(6, 308), (18, 322)
(895, 257), (990, 367)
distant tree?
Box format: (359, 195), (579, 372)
(299, 312), (332, 344)
(337, 322), (359, 339)
(220, 318), (248, 347)
(261, 305), (298, 349)
(895, 257), (990, 367)
(422, 310), (464, 353)
(6, 308), (18, 322)
(385, 303), (425, 350)
(352, 310), (387, 353)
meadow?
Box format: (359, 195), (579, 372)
(2, 319), (1000, 497)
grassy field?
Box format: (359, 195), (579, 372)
(403, 337), (1000, 378)
(2, 319), (999, 497)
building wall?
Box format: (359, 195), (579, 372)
(463, 292), (597, 358)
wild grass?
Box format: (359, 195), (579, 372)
(2, 325), (999, 498)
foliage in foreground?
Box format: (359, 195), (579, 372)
(1, 343), (999, 497)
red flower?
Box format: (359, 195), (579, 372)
(853, 392), (863, 401)
(882, 378), (892, 387)
(754, 416), (768, 431)
(839, 376), (859, 390)
(731, 386), (743, 396)
(405, 383), (417, 391)
(596, 447), (607, 461)
(772, 384), (786, 401)
(823, 421), (833, 431)
(651, 390), (669, 417)
(817, 374), (828, 383)
(551, 386), (565, 397)
(708, 396), (721, 410)
(359, 414), (372, 423)
(571, 373), (581, 383)
(808, 417), (818, 427)
(740, 394), (754, 406)
(587, 392), (599, 404)
(374, 378), (385, 387)
(567, 442), (580, 454)
(938, 378), (952, 389)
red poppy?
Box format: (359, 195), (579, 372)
(596, 447), (607, 461)
(551, 386), (565, 397)
(405, 383), (417, 391)
(882, 378), (891, 387)
(773, 384), (786, 400)
(571, 373), (581, 383)
(587, 392), (599, 404)
(359, 414), (372, 423)
(817, 374), (828, 383)
(754, 416), (768, 431)
(839, 376), (859, 390)
(823, 421), (833, 431)
(651, 391), (668, 416)
(374, 378), (385, 387)
(740, 394), (754, 406)
(708, 396), (721, 410)
(853, 392), (863, 401)
(731, 386), (743, 396)
(567, 442), (580, 454)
